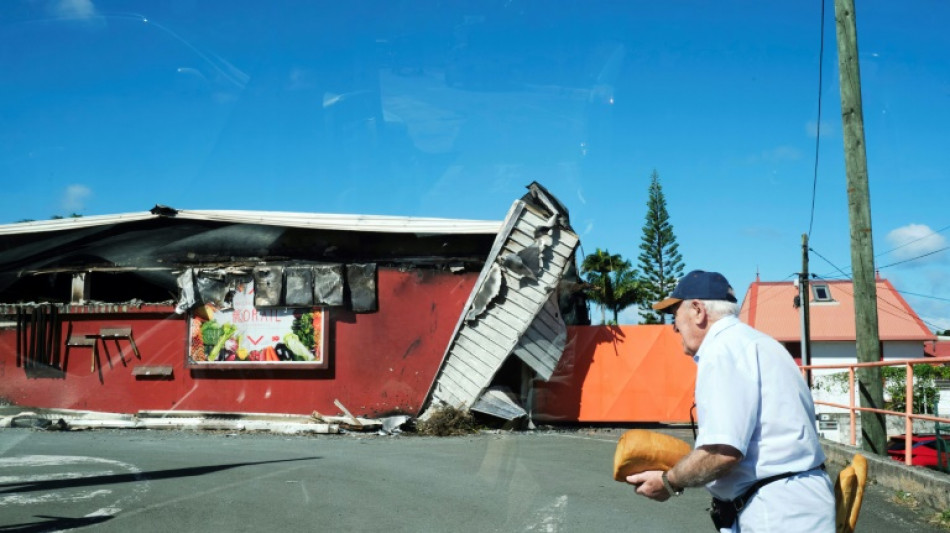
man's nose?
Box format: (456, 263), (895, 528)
(672, 322), (679, 333)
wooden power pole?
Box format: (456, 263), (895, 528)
(800, 234), (812, 387)
(834, 0), (886, 455)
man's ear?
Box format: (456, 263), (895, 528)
(692, 300), (708, 327)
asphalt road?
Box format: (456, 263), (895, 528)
(0, 427), (944, 532)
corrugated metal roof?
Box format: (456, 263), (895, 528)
(471, 387), (528, 420)
(0, 208), (501, 236)
(739, 278), (934, 342)
(925, 337), (950, 357)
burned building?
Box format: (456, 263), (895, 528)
(0, 183), (585, 421)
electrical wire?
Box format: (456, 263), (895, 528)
(894, 290), (950, 304)
(807, 0), (826, 240)
(742, 273), (800, 312)
(876, 246), (950, 270)
(813, 243), (950, 279)
(809, 241), (950, 332)
(875, 223), (950, 259)
(820, 276), (946, 333)
(808, 247), (851, 280)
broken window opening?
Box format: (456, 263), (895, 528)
(87, 271), (177, 303)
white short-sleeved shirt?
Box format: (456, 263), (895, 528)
(693, 316), (827, 501)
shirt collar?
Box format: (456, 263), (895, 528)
(693, 315), (740, 363)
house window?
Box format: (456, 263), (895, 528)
(811, 283), (833, 302)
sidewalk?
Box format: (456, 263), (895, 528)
(0, 406), (339, 434)
(822, 437), (950, 514)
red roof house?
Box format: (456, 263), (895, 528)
(925, 337), (950, 358)
(739, 275), (934, 362)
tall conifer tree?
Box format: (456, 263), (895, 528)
(638, 170), (684, 324)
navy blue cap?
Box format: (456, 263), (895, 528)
(652, 270), (737, 312)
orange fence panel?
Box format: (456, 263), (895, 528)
(533, 325), (696, 423)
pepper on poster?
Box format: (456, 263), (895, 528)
(188, 278), (325, 365)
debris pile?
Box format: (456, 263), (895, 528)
(415, 405), (478, 436)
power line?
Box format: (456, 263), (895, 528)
(808, 247), (851, 279)
(742, 273), (800, 312)
(807, 0), (826, 240)
(877, 246), (950, 270)
(875, 223), (950, 259)
(893, 290), (950, 304)
(813, 243), (950, 279)
(832, 279), (946, 334)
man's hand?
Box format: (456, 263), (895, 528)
(625, 444), (741, 503)
(625, 470), (670, 502)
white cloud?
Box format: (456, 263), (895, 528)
(805, 120), (836, 138)
(740, 226), (783, 240)
(884, 224), (949, 264)
(761, 146), (802, 162)
(739, 146), (802, 167)
(49, 0), (97, 19)
(61, 184), (92, 213)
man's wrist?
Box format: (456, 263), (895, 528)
(661, 471), (684, 496)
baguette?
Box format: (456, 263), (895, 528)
(834, 454), (867, 533)
(613, 429), (691, 482)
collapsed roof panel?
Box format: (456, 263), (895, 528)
(424, 185), (580, 415)
(512, 295), (567, 381)
(470, 386), (528, 420)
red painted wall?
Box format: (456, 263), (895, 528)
(0, 268), (477, 417)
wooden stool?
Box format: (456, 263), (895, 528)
(99, 326), (141, 362)
(66, 334), (98, 372)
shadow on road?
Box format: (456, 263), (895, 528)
(0, 513), (113, 532)
(0, 456), (322, 495)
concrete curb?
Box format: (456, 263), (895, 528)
(0, 407), (340, 435)
(822, 438), (950, 512)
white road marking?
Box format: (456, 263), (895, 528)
(0, 455), (148, 516)
(0, 455), (112, 467)
(0, 470), (115, 483)
(524, 494), (568, 532)
(0, 489), (112, 506)
(85, 506), (121, 517)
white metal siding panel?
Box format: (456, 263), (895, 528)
(512, 296), (566, 379)
(427, 199), (580, 412)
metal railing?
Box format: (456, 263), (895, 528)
(802, 356), (950, 466)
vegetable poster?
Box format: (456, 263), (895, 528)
(188, 278), (325, 366)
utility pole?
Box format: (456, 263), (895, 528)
(800, 233), (812, 387)
(834, 0), (886, 455)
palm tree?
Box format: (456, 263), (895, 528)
(611, 267), (644, 324)
(581, 249), (643, 324)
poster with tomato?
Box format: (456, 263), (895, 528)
(188, 279), (326, 367)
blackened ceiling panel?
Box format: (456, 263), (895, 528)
(0, 217), (494, 303)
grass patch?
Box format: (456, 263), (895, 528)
(930, 509), (950, 529)
(893, 490), (918, 508)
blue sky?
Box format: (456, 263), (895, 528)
(2, 0), (949, 330)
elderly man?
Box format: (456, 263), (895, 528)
(626, 270), (834, 532)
